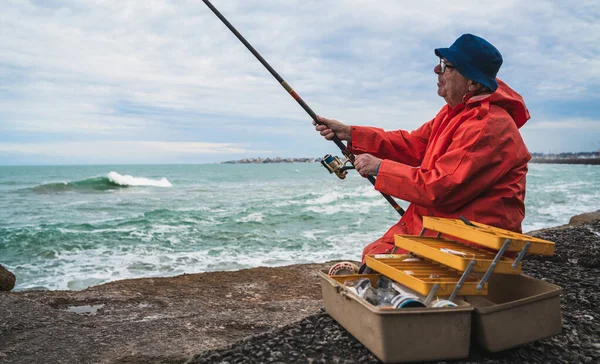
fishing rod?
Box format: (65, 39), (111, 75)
(202, 0), (404, 216)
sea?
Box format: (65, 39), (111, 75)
(1, 163), (598, 291)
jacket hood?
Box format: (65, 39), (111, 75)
(483, 79), (530, 128)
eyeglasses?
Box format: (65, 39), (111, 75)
(439, 58), (455, 74)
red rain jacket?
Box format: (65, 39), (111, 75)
(348, 79), (531, 260)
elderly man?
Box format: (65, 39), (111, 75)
(315, 34), (531, 259)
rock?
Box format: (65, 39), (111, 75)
(0, 264), (16, 291)
(569, 210), (600, 225)
(1, 262), (334, 364)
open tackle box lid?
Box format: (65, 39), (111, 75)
(422, 217), (555, 255)
(394, 235), (522, 274)
(364, 217), (555, 298)
(365, 254), (488, 297)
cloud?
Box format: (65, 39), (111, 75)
(0, 140), (254, 155)
(1, 0), (599, 164)
(0, 140), (267, 165)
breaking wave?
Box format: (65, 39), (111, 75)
(107, 171), (172, 187)
(29, 172), (172, 193)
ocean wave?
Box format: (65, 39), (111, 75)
(236, 212), (264, 223)
(20, 233), (373, 290)
(303, 186), (380, 206)
(303, 199), (387, 215)
(301, 229), (329, 240)
(27, 172), (172, 193)
(107, 171), (172, 187)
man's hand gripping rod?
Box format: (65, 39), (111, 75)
(202, 0), (405, 216)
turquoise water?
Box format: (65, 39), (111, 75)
(1, 163), (599, 291)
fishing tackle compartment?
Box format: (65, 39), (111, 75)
(466, 273), (562, 352)
(319, 271), (473, 363)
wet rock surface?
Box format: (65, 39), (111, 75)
(187, 220), (600, 364)
(1, 217), (599, 364)
(0, 263), (332, 364)
(568, 209), (600, 225)
(0, 264), (16, 292)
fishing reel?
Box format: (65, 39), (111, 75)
(321, 154), (355, 180)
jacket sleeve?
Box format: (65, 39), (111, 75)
(347, 119), (433, 167)
(373, 112), (529, 208)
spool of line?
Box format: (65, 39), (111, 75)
(328, 262), (359, 276)
(430, 299), (457, 308)
(391, 293), (427, 308)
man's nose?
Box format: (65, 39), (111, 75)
(434, 63), (442, 75)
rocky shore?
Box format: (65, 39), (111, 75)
(530, 158), (600, 165)
(1, 213), (599, 364)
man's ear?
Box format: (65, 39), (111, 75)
(467, 81), (481, 92)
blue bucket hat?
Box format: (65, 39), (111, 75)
(435, 34), (502, 92)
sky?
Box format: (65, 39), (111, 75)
(1, 0), (599, 165)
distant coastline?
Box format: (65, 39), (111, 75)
(530, 152), (600, 165)
(221, 157), (320, 164)
(222, 154), (600, 165)
(530, 158), (600, 165)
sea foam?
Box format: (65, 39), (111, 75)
(107, 171), (172, 187)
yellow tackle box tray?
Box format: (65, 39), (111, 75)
(365, 255), (488, 297)
(394, 235), (522, 274)
(319, 271), (473, 363)
(422, 217), (555, 255)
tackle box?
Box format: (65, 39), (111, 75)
(319, 271), (473, 363)
(320, 217), (562, 360)
(465, 273), (563, 352)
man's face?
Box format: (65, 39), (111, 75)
(434, 59), (472, 108)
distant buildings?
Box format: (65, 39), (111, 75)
(530, 152), (600, 165)
(531, 151), (600, 159)
(221, 157), (321, 164)
(221, 152), (600, 165)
